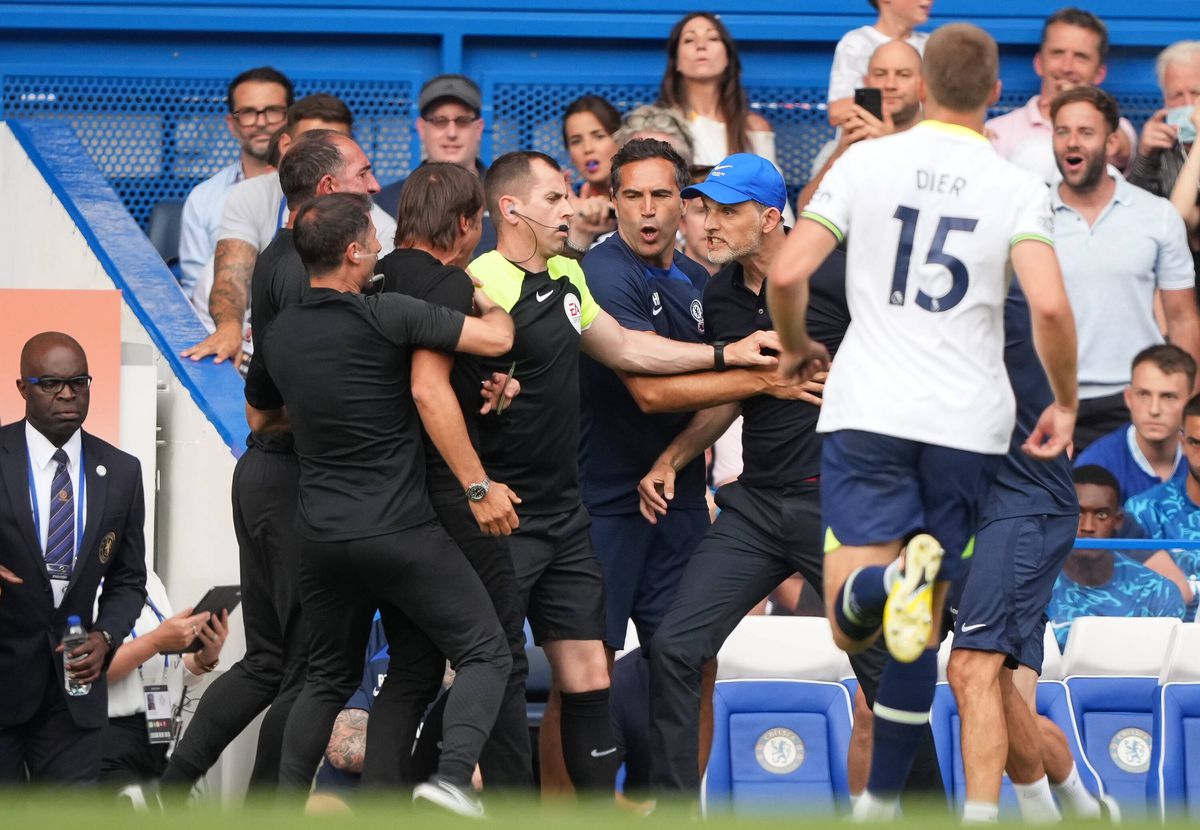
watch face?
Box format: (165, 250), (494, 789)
(467, 483), (488, 501)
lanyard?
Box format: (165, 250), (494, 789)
(277, 198), (287, 231)
(133, 596), (171, 674)
(26, 445), (85, 571)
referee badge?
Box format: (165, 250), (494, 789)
(563, 293), (582, 334)
(98, 531), (116, 564)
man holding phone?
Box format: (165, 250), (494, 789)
(802, 40), (924, 206)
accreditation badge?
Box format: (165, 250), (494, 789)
(142, 683), (175, 744)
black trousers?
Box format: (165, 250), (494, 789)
(277, 521), (510, 790)
(99, 715), (167, 785)
(165, 444), (308, 787)
(0, 664), (102, 785)
(1073, 392), (1129, 453)
(362, 494), (532, 790)
(648, 481), (941, 796)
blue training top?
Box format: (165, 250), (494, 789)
(1048, 554), (1186, 649)
(1125, 478), (1200, 619)
(578, 233), (710, 515)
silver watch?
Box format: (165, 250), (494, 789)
(465, 478), (491, 502)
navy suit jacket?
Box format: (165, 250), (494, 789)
(0, 421), (147, 729)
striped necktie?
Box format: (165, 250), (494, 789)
(45, 449), (74, 578)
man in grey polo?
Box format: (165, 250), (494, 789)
(1050, 86), (1199, 450)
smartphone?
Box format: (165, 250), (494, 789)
(168, 585), (242, 653)
(854, 87), (884, 122)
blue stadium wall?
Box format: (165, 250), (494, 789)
(0, 0), (1194, 229)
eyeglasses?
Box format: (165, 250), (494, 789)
(625, 112), (688, 133)
(25, 375), (92, 394)
(423, 115), (479, 130)
(231, 106), (288, 127)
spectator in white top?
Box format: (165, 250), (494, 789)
(1049, 86), (1199, 450)
(656, 13), (777, 171)
(826, 0), (931, 127)
(98, 570), (228, 789)
(182, 94), (395, 367)
(986, 8), (1136, 184)
(177, 67), (293, 295)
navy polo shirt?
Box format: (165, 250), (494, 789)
(579, 233), (710, 515)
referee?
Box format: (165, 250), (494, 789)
(249, 193), (513, 816)
(469, 151), (781, 794)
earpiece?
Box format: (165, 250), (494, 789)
(507, 205), (517, 215)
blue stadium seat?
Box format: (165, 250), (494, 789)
(1065, 676), (1159, 819)
(930, 680), (1104, 814)
(1148, 682), (1200, 820)
(1148, 623), (1200, 819)
(146, 198), (184, 280)
(702, 679), (852, 816)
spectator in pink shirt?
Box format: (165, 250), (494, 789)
(986, 8), (1136, 184)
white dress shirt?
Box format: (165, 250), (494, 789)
(24, 422), (86, 567)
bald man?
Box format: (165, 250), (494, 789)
(0, 332), (147, 784)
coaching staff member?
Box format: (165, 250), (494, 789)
(163, 129), (362, 791)
(0, 332), (146, 783)
(250, 193), (513, 816)
(371, 162), (532, 789)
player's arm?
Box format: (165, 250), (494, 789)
(765, 218), (836, 380)
(620, 366), (824, 414)
(580, 308), (778, 374)
(1011, 239), (1079, 459)
(325, 708), (369, 773)
(245, 402), (289, 434)
(182, 238), (257, 366)
(411, 349), (521, 536)
(638, 402), (741, 524)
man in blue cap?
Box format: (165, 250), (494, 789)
(570, 139), (813, 792)
(639, 151), (854, 796)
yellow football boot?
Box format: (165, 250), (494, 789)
(882, 533), (944, 663)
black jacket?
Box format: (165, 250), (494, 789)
(0, 421), (147, 729)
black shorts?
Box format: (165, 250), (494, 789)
(951, 512), (1078, 672)
(509, 504), (606, 644)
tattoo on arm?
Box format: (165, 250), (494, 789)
(325, 708), (369, 773)
(210, 239), (257, 328)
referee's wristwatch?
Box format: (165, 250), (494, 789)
(465, 478), (492, 502)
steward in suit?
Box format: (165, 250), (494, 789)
(0, 331), (146, 783)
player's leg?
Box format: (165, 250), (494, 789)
(532, 507), (617, 794)
(1011, 666), (1106, 819)
(648, 484), (795, 795)
(820, 432), (922, 653)
(856, 442), (998, 820)
(998, 667), (1062, 823)
(948, 515), (1037, 821)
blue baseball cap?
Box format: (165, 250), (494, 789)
(681, 153), (787, 211)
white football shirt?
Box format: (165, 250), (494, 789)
(801, 120), (1054, 454)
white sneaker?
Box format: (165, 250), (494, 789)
(1098, 794), (1121, 824)
(413, 778), (486, 820)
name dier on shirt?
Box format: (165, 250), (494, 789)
(916, 170), (967, 197)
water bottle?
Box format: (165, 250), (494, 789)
(62, 615), (91, 696)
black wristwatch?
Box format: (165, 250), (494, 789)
(465, 478), (492, 502)
(713, 342), (728, 372)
